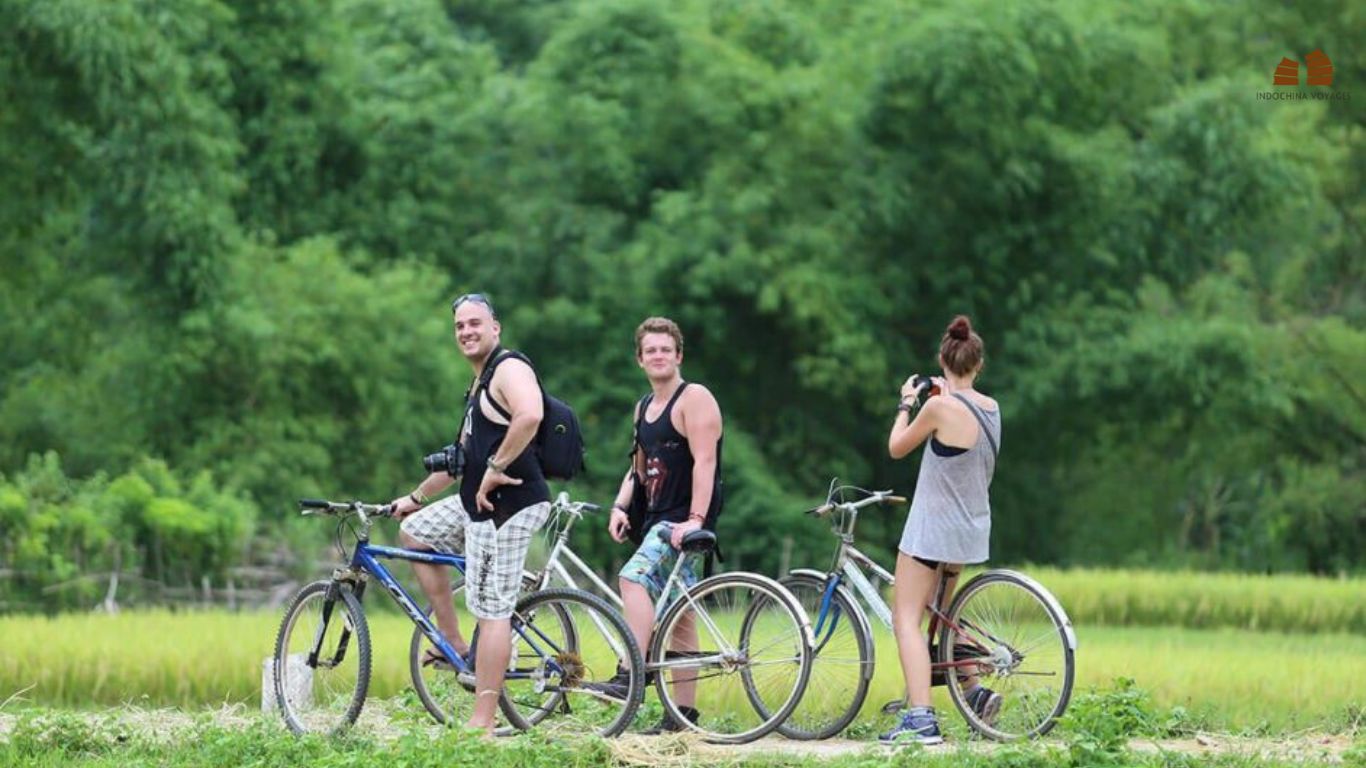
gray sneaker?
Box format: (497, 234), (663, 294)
(879, 706), (943, 746)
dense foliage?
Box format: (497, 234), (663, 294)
(1, 0), (1361, 609)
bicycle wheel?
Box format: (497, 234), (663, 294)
(273, 580), (371, 735)
(772, 573), (875, 740)
(499, 588), (644, 738)
(653, 573), (812, 744)
(409, 573), (537, 729)
(940, 570), (1075, 741)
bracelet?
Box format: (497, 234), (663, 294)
(409, 490), (428, 506)
(896, 399), (916, 415)
(611, 502), (628, 514)
(487, 457), (507, 474)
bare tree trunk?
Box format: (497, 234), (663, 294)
(100, 547), (121, 614)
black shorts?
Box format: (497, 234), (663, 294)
(912, 556), (961, 577)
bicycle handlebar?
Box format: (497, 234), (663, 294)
(552, 491), (602, 516)
(806, 490), (906, 517)
(297, 499), (395, 520)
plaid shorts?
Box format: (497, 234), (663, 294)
(400, 495), (550, 620)
(619, 522), (700, 610)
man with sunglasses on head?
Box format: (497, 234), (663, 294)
(388, 293), (551, 736)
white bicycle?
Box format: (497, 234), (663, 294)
(457, 491), (815, 744)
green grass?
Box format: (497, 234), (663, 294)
(859, 624), (1366, 734)
(1028, 567), (1366, 634)
(0, 709), (1358, 768)
(2, 609), (1361, 734)
(840, 567), (1364, 634)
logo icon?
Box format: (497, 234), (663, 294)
(1274, 49), (1334, 87)
(1273, 57), (1299, 86)
(1305, 49), (1333, 86)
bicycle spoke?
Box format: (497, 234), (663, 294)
(1014, 627), (1064, 656)
(274, 582), (370, 735)
(944, 575), (1073, 741)
(776, 575), (871, 740)
(655, 575), (811, 744)
(499, 589), (643, 738)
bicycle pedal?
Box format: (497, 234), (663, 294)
(880, 698), (905, 716)
(457, 672), (477, 693)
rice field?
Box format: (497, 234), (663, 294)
(2, 606), (1361, 732)
(1027, 567), (1365, 634)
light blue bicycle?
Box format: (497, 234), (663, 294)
(778, 481), (1077, 741)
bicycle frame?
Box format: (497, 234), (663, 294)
(343, 542), (473, 674)
(531, 497), (746, 672)
(803, 502), (1000, 679)
(312, 534), (569, 685)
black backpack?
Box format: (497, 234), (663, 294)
(474, 349), (585, 481)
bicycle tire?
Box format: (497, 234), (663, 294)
(940, 569), (1075, 741)
(409, 574), (538, 730)
(772, 572), (875, 740)
(652, 572), (813, 744)
(498, 587), (645, 738)
(273, 580), (371, 735)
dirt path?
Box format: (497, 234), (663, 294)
(0, 708), (1355, 764)
(658, 733), (1355, 765)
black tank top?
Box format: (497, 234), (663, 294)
(459, 351), (550, 527)
(636, 382), (723, 531)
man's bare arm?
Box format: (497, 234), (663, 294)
(680, 386), (722, 524)
(488, 359), (544, 468)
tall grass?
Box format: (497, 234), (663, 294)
(0, 611), (422, 708)
(1029, 567), (1365, 634)
(860, 624), (1365, 734)
(3, 610), (1362, 732)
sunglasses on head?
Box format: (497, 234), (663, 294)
(451, 293), (496, 318)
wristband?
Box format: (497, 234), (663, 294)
(487, 457), (507, 474)
(409, 491), (427, 506)
(611, 502), (628, 514)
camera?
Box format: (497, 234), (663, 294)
(911, 374), (940, 404)
(422, 443), (465, 477)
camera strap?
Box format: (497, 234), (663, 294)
(951, 393), (998, 460)
(455, 346), (510, 442)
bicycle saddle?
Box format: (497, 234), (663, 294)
(678, 529), (717, 554)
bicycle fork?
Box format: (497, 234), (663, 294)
(307, 578), (365, 669)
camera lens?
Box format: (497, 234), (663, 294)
(422, 452), (446, 474)
(422, 444), (463, 477)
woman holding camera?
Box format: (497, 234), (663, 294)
(880, 315), (1001, 746)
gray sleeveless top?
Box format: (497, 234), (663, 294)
(898, 394), (1001, 564)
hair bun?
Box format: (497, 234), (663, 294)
(947, 315), (972, 341)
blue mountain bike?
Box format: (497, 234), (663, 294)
(271, 498), (644, 736)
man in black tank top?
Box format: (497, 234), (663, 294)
(591, 317), (724, 731)
(387, 293), (551, 736)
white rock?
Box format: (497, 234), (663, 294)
(261, 654), (313, 713)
